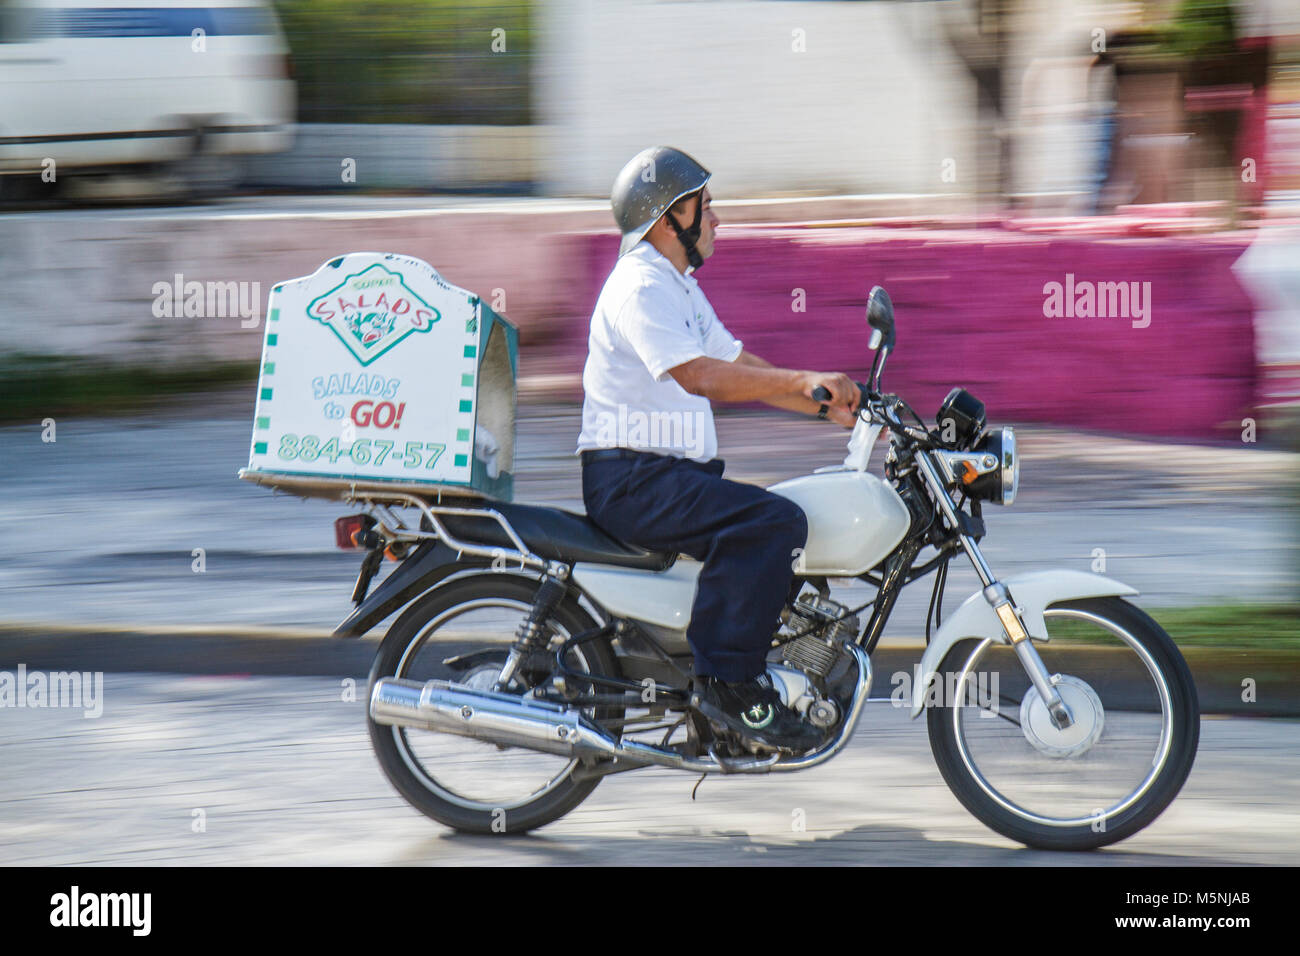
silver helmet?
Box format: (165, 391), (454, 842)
(611, 146), (711, 264)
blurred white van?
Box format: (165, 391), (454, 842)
(0, 0), (294, 192)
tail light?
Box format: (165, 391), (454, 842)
(335, 514), (379, 550)
(243, 53), (290, 79)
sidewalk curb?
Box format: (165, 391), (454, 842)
(0, 623), (378, 679)
(2, 623), (1295, 717)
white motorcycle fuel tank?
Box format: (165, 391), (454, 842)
(767, 470), (911, 576)
(571, 468), (911, 648)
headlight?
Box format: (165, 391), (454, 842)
(967, 426), (1018, 505)
(936, 388), (987, 449)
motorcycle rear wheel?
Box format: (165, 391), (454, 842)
(367, 573), (622, 834)
(926, 597), (1199, 850)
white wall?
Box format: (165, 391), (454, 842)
(240, 125), (537, 189)
(1006, 0), (1127, 205)
(537, 0), (978, 199)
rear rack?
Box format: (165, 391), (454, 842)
(359, 490), (545, 571)
(238, 469), (544, 571)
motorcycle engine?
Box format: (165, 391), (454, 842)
(768, 595), (861, 729)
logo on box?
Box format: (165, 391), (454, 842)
(306, 264), (441, 365)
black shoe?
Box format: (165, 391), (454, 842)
(695, 672), (825, 754)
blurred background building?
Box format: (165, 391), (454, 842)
(0, 0), (1297, 602)
(1, 0), (1297, 206)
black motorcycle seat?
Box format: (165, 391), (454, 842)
(434, 501), (676, 572)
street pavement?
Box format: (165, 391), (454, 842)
(0, 673), (1293, 866)
(1, 395), (1296, 865)
(0, 392), (1295, 637)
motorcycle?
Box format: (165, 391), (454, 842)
(331, 287), (1199, 850)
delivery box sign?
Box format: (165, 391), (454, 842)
(306, 263), (439, 366)
(243, 253), (512, 492)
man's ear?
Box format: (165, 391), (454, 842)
(658, 204), (682, 237)
(672, 196), (698, 227)
(661, 197), (693, 235)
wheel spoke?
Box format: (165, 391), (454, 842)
(928, 600), (1194, 845)
(378, 592), (615, 815)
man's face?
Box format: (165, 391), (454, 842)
(669, 187), (719, 260)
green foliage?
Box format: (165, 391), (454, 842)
(271, 0), (534, 125)
(0, 355), (257, 422)
(1154, 603), (1300, 650)
(1169, 0), (1239, 61)
(1051, 603), (1300, 650)
(1282, 407), (1300, 603)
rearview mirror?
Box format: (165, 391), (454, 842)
(867, 286), (895, 351)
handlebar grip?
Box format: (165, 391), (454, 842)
(812, 386), (832, 403)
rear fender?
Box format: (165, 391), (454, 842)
(908, 569), (1139, 717)
(333, 540), (487, 638)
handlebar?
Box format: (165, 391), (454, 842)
(814, 381), (933, 446)
(812, 381), (869, 410)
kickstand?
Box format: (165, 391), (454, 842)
(691, 772), (707, 800)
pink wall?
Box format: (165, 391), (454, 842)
(565, 228), (1258, 440)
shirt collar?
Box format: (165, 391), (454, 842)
(630, 240), (697, 291)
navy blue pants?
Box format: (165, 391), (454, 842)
(582, 451), (808, 682)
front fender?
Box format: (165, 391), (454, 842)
(908, 569), (1138, 717)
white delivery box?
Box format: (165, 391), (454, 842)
(239, 253), (517, 500)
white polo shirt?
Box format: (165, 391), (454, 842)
(575, 241), (742, 462)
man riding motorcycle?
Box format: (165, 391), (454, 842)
(575, 146), (861, 753)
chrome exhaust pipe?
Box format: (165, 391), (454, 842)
(370, 678), (621, 759)
(771, 643), (872, 772)
(369, 643), (873, 775)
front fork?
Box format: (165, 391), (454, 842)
(912, 450), (1074, 729)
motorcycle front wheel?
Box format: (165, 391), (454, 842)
(367, 573), (622, 834)
(926, 597), (1199, 850)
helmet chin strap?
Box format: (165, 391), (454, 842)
(665, 192), (705, 270)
